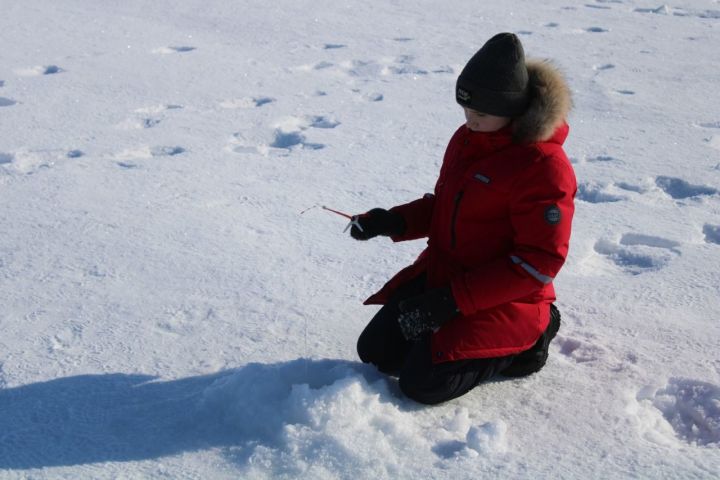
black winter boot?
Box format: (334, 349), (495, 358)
(500, 304), (561, 377)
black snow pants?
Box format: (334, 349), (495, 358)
(357, 275), (514, 405)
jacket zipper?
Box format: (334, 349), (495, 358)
(450, 191), (464, 249)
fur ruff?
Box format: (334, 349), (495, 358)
(513, 60), (572, 144)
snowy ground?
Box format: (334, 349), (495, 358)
(1, 0), (719, 478)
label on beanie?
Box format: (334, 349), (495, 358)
(457, 87), (471, 103)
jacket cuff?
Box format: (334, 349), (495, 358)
(388, 195), (434, 242)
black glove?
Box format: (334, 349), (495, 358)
(397, 287), (460, 340)
(350, 208), (406, 241)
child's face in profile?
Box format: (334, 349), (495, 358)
(463, 107), (511, 132)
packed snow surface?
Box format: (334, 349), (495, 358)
(1, 0), (719, 478)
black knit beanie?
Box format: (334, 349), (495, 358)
(456, 33), (530, 117)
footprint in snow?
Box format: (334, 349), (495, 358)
(0, 97), (16, 107)
(655, 176), (718, 200)
(615, 181), (645, 193)
(113, 145), (185, 162)
(151, 146), (185, 156)
(117, 104), (183, 130)
(270, 131), (324, 150)
(695, 122), (720, 151)
(1, 149), (83, 173)
(576, 182), (627, 203)
(315, 61), (336, 71)
(116, 162), (140, 170)
(44, 323), (84, 353)
(219, 97), (275, 109)
(690, 10), (720, 19)
(14, 65), (63, 76)
(383, 55), (428, 76)
(135, 104), (184, 114)
(586, 27), (609, 33)
(156, 306), (215, 335)
(706, 137), (720, 151)
(352, 89), (384, 102)
(636, 5), (720, 18)
(143, 118), (161, 128)
(556, 336), (608, 364)
(291, 61), (333, 73)
(549, 331), (635, 373)
(309, 115), (340, 129)
(588, 154), (619, 163)
(152, 46), (196, 54)
(696, 121), (720, 129)
(0, 149), (79, 175)
(703, 224), (720, 245)
(298, 55), (445, 79)
(364, 92), (384, 102)
(117, 117), (161, 130)
(634, 379), (720, 447)
(593, 64), (615, 71)
(593, 233), (681, 275)
(231, 115), (340, 155)
(43, 65), (62, 74)
(635, 6), (671, 15)
(0, 152), (13, 165)
(433, 66), (454, 74)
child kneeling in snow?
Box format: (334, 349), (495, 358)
(350, 33), (576, 405)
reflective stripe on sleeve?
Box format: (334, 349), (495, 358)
(510, 255), (554, 285)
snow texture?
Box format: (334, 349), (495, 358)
(1, 0), (719, 478)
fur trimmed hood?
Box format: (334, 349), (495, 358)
(512, 60), (572, 144)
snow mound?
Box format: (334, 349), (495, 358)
(200, 360), (431, 478)
(197, 360), (510, 477)
(466, 420), (508, 455)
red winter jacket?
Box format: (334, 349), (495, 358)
(365, 60), (576, 363)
